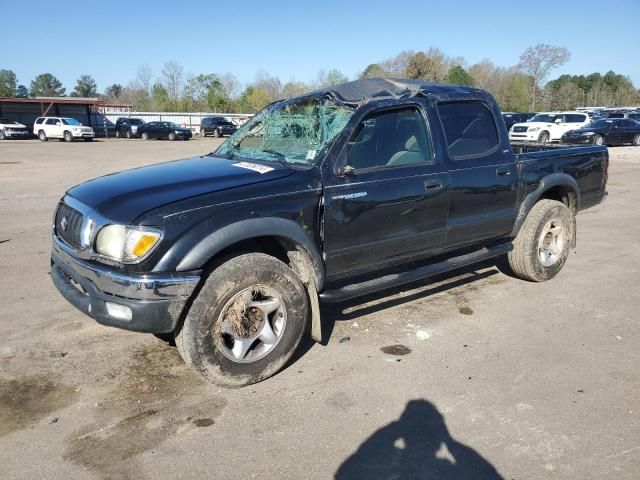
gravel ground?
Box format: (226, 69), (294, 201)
(0, 139), (639, 479)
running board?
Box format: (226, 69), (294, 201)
(319, 243), (512, 303)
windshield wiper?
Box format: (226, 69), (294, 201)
(262, 149), (289, 167)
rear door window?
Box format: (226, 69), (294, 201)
(437, 101), (500, 159)
(565, 114), (587, 123)
(46, 118), (58, 125)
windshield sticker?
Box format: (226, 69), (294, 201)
(232, 162), (275, 174)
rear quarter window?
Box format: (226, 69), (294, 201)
(437, 101), (500, 159)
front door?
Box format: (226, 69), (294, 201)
(436, 100), (517, 249)
(323, 103), (449, 279)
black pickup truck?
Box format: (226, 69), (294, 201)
(51, 78), (608, 386)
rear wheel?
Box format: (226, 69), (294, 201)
(64, 131), (73, 142)
(213, 128), (220, 138)
(201, 128), (207, 137)
(0, 130), (6, 140)
(593, 134), (604, 146)
(176, 253), (309, 387)
(538, 131), (550, 144)
(633, 134), (640, 146)
(126, 130), (133, 139)
(115, 129), (121, 138)
(38, 130), (48, 142)
(508, 199), (572, 282)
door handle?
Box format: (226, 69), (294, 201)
(496, 167), (511, 177)
(424, 180), (443, 191)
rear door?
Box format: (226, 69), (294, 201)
(437, 100), (517, 249)
(323, 101), (449, 278)
(46, 118), (62, 138)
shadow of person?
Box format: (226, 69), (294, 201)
(335, 399), (503, 480)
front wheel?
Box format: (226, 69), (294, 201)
(115, 129), (121, 138)
(508, 199), (573, 282)
(593, 134), (604, 146)
(64, 131), (74, 142)
(168, 132), (176, 141)
(176, 253), (309, 387)
(538, 131), (550, 144)
(126, 130), (133, 139)
(141, 132), (149, 141)
(213, 128), (220, 138)
(0, 130), (6, 140)
(633, 134), (640, 146)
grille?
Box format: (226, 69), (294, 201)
(513, 126), (528, 133)
(55, 203), (83, 248)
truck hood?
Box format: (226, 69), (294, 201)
(67, 155), (293, 223)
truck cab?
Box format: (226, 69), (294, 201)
(51, 78), (608, 387)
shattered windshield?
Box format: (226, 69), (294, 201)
(215, 98), (354, 166)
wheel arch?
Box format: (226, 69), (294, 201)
(512, 173), (579, 240)
(175, 217), (325, 291)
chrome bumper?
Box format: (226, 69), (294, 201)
(51, 235), (201, 333)
(52, 236), (199, 300)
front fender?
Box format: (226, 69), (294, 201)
(173, 217), (325, 291)
(511, 173), (580, 238)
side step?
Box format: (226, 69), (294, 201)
(319, 243), (512, 303)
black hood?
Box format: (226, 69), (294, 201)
(67, 155), (293, 223)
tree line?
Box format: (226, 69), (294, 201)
(0, 44), (638, 113)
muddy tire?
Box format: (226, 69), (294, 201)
(176, 253), (309, 387)
(508, 199), (573, 282)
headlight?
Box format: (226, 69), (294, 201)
(175, 130), (182, 134)
(528, 127), (540, 132)
(95, 225), (162, 263)
(583, 131), (595, 136)
(72, 127), (82, 132)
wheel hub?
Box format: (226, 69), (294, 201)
(538, 219), (565, 267)
(217, 286), (287, 363)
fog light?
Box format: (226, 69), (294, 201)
(105, 302), (132, 321)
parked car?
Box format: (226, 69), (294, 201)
(502, 112), (534, 131)
(201, 116), (237, 137)
(115, 117), (145, 138)
(602, 111), (640, 121)
(50, 78), (608, 387)
(562, 118), (640, 146)
(137, 121), (192, 141)
(0, 118), (30, 140)
(509, 112), (590, 143)
(34, 117), (95, 142)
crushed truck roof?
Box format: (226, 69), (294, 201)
(302, 77), (486, 105)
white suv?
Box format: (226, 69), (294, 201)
(34, 117), (95, 142)
(509, 112), (590, 144)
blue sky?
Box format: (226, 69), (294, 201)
(3, 0), (639, 92)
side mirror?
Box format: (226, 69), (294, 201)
(338, 165), (355, 176)
(554, 118), (562, 123)
(56, 122), (62, 126)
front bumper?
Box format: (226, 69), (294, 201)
(3, 130), (30, 138)
(72, 131), (95, 139)
(562, 136), (594, 145)
(51, 237), (200, 333)
(509, 131), (541, 142)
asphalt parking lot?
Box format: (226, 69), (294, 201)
(1, 138), (639, 479)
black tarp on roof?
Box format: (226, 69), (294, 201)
(304, 77), (485, 104)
